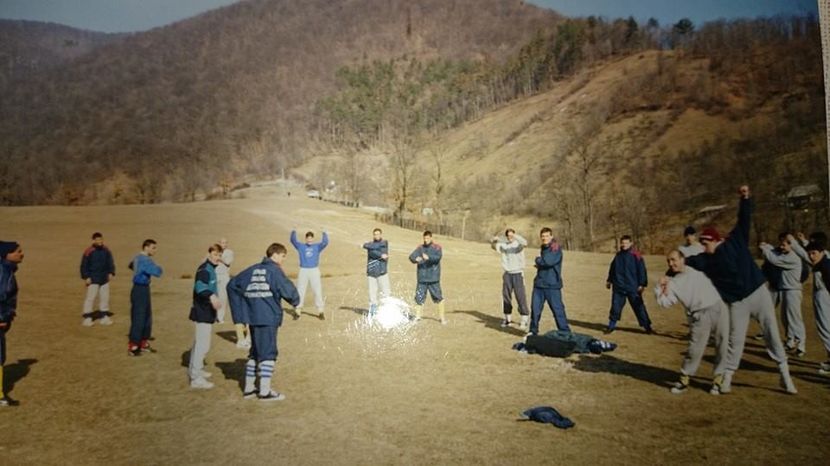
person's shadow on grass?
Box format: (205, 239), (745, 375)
(453, 309), (527, 337)
(4, 358), (37, 405)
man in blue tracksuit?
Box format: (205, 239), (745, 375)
(684, 185), (796, 394)
(227, 243), (300, 401)
(605, 235), (653, 334)
(188, 244), (224, 390)
(80, 232), (116, 326)
(128, 239), (163, 356)
(529, 227), (570, 335)
(409, 231), (446, 324)
(290, 228), (329, 318)
(0, 241), (23, 407)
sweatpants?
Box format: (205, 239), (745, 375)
(725, 285), (788, 373)
(681, 302), (729, 377)
(608, 288), (652, 329)
(129, 284), (152, 347)
(812, 287), (830, 358)
(82, 283), (110, 315)
(216, 273), (230, 323)
(188, 322), (213, 380)
(296, 267), (324, 310)
(530, 287), (570, 334)
(414, 282), (443, 304)
(367, 273), (391, 307)
(502, 272), (529, 316)
(771, 288), (805, 352)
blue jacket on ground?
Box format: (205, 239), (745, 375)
(227, 257), (300, 327)
(363, 239), (389, 277)
(80, 245), (115, 285)
(190, 259), (218, 323)
(607, 248), (647, 293)
(290, 231), (329, 268)
(409, 243), (442, 284)
(0, 260), (19, 323)
(130, 254), (163, 285)
(533, 241), (564, 289)
(685, 198), (765, 304)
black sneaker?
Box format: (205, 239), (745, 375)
(645, 327), (654, 335)
(603, 326), (615, 335)
(243, 390), (258, 400)
(0, 396), (20, 407)
(258, 390), (286, 402)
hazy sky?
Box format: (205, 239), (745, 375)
(0, 0), (820, 33)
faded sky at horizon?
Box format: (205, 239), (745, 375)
(0, 0), (820, 33)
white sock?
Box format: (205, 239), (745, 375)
(258, 360), (275, 396)
(244, 359), (256, 393)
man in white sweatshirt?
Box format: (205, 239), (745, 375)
(760, 233), (806, 357)
(491, 228), (530, 330)
(656, 250), (730, 395)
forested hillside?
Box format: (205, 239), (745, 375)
(0, 0), (557, 205)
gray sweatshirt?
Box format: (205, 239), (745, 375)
(654, 267), (722, 314)
(491, 234), (527, 274)
(760, 244), (802, 290)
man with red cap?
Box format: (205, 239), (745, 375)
(684, 185), (796, 395)
(0, 241), (24, 406)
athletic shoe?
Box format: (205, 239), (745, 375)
(236, 339), (251, 349)
(190, 378), (214, 389)
(780, 373), (798, 394)
(243, 390), (258, 400)
(645, 326), (654, 335)
(258, 390), (286, 402)
(670, 382), (688, 394)
(440, 318), (448, 325)
(98, 316), (113, 326)
(710, 374), (724, 395)
(0, 396), (19, 407)
(294, 308), (302, 320)
(82, 317), (94, 327)
(752, 332), (765, 341)
(720, 371), (733, 394)
(500, 319), (511, 328)
(603, 326), (615, 335)
(795, 350), (806, 359)
(128, 347), (141, 357)
(199, 370), (212, 379)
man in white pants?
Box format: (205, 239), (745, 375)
(363, 228), (391, 318)
(188, 244), (223, 389)
(290, 228), (329, 319)
(80, 232), (115, 326)
(684, 185), (797, 395)
(656, 250), (730, 395)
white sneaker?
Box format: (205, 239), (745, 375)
(190, 378), (214, 389)
(82, 317), (94, 327)
(199, 370), (212, 379)
(440, 318), (448, 325)
(99, 316), (113, 326)
(258, 390), (286, 402)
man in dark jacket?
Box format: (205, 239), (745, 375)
(227, 243), (300, 401)
(409, 231), (446, 324)
(529, 228), (570, 335)
(605, 235), (653, 334)
(685, 185), (796, 394)
(80, 232), (116, 326)
(187, 244), (223, 390)
(0, 241), (23, 407)
(363, 228), (391, 318)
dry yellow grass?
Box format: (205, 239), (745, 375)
(1, 190), (829, 465)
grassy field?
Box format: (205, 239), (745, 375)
(1, 190), (829, 465)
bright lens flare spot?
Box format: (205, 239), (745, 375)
(372, 296), (411, 330)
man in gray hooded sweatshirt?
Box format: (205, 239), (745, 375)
(491, 228), (530, 330)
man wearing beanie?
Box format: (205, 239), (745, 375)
(0, 241), (24, 406)
(685, 185), (797, 395)
(679, 226), (704, 258)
